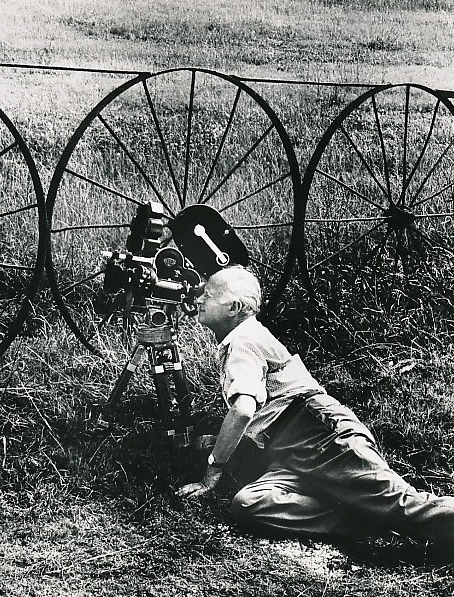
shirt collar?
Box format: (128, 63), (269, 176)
(218, 316), (258, 349)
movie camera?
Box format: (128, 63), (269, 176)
(97, 201), (249, 445)
(102, 201), (201, 320)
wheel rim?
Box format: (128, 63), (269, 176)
(0, 107), (46, 358)
(46, 68), (302, 354)
(300, 83), (454, 339)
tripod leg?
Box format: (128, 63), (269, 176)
(154, 370), (193, 447)
(153, 373), (174, 424)
(149, 345), (193, 447)
(147, 345), (174, 425)
(173, 367), (192, 419)
(171, 367), (194, 447)
(122, 289), (135, 349)
(97, 344), (147, 426)
(167, 344), (193, 418)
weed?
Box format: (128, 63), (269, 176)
(1, 0), (454, 593)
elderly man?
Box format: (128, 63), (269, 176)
(177, 266), (454, 548)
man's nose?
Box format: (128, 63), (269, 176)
(195, 283), (206, 303)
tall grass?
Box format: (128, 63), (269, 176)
(1, 0), (454, 591)
(321, 0), (453, 9)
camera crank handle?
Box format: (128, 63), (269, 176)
(193, 224), (230, 266)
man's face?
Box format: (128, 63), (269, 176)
(196, 279), (234, 332)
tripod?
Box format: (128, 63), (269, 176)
(97, 299), (194, 447)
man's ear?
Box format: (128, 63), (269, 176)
(229, 300), (242, 317)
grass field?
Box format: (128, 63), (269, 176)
(1, 0), (454, 595)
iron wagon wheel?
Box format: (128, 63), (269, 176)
(0, 107), (46, 358)
(299, 83), (454, 345)
(46, 68), (302, 355)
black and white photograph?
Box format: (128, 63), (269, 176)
(1, 0), (454, 594)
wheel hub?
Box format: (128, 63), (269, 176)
(383, 204), (415, 231)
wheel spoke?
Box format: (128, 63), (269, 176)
(412, 179), (454, 209)
(61, 269), (105, 296)
(142, 80), (183, 208)
(0, 141), (18, 159)
(0, 203), (38, 218)
(87, 314), (112, 338)
(86, 293), (126, 339)
(233, 221), (293, 229)
(409, 137), (454, 207)
(51, 223), (130, 234)
(315, 168), (386, 211)
(339, 125), (389, 199)
(407, 225), (429, 259)
(183, 70), (196, 207)
(202, 124), (275, 204)
(371, 225), (392, 268)
(306, 216), (386, 223)
(409, 228), (454, 296)
(309, 220), (386, 271)
(97, 114), (175, 218)
(410, 223), (454, 257)
(0, 303), (18, 327)
(247, 253), (283, 276)
(414, 211), (454, 220)
(0, 262), (34, 270)
(198, 88), (242, 204)
(371, 95), (392, 200)
(65, 168), (143, 206)
(399, 85), (410, 206)
(393, 228), (408, 271)
(403, 98), (440, 200)
(356, 227), (392, 302)
(218, 172), (291, 213)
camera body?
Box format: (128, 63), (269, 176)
(101, 200), (248, 326)
(102, 246), (201, 317)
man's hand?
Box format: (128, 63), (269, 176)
(177, 394), (256, 499)
(176, 467), (223, 499)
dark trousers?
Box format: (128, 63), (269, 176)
(231, 394), (454, 544)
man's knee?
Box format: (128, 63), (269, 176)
(231, 483), (293, 524)
(231, 486), (259, 524)
(230, 484), (275, 527)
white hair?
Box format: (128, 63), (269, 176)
(207, 266), (262, 315)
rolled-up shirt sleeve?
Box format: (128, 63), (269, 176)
(222, 338), (268, 407)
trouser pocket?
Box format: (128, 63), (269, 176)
(305, 395), (377, 445)
(304, 399), (339, 433)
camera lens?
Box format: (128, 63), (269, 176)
(150, 309), (167, 327)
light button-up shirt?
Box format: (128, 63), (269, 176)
(218, 316), (325, 447)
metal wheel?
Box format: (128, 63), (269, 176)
(300, 83), (454, 335)
(46, 68), (302, 354)
(0, 107), (46, 358)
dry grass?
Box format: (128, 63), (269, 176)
(1, 0), (454, 594)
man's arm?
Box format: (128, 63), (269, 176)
(176, 394), (257, 498)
